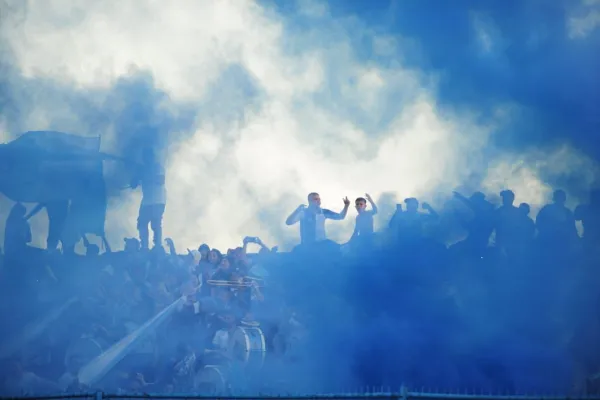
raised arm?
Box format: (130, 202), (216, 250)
(285, 205), (305, 225)
(452, 191), (475, 211)
(243, 236), (268, 253)
(365, 193), (378, 215)
(422, 202), (439, 219)
(326, 197), (351, 220)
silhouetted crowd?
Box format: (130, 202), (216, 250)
(0, 186), (599, 396)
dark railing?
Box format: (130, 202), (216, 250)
(2, 390), (600, 400)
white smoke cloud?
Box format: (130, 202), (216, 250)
(1, 0), (596, 251)
(568, 0), (600, 39)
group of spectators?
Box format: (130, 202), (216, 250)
(0, 184), (600, 396)
(0, 230), (286, 395)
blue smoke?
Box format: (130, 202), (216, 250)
(1, 0), (599, 396)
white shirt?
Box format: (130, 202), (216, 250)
(141, 164), (166, 206)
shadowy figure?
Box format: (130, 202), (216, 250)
(349, 193), (378, 246)
(494, 190), (521, 252)
(509, 202), (536, 259)
(285, 192), (350, 246)
(517, 203), (536, 243)
(536, 190), (577, 248)
(388, 203), (403, 232)
(45, 201), (69, 251)
(23, 201), (70, 251)
(452, 191), (495, 255)
(3, 203), (32, 258)
(394, 197), (438, 242)
(131, 148), (167, 250)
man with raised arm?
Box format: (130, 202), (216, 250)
(350, 193), (378, 242)
(286, 192), (350, 245)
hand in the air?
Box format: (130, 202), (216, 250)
(365, 193), (373, 201)
(343, 197), (350, 206)
(164, 238), (174, 246)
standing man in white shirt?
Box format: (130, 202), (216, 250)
(285, 192), (350, 245)
(130, 148), (166, 250)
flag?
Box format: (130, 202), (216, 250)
(0, 131), (107, 235)
(11, 130), (101, 154)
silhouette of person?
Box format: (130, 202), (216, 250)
(45, 200), (69, 250)
(517, 203), (536, 243)
(536, 189), (577, 246)
(23, 200), (69, 251)
(285, 192), (350, 245)
(452, 191), (495, 252)
(494, 190), (521, 250)
(131, 148), (166, 250)
(508, 202), (536, 259)
(394, 197), (438, 241)
(3, 202), (31, 258)
(350, 193), (378, 242)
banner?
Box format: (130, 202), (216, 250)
(0, 131), (108, 235)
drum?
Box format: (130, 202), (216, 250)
(194, 365), (228, 394)
(64, 336), (104, 371)
(228, 326), (266, 369)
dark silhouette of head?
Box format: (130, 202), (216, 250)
(500, 190), (515, 206)
(470, 191), (486, 203)
(519, 202), (530, 215)
(124, 237), (141, 252)
(404, 197), (419, 213)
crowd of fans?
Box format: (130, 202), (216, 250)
(0, 186), (599, 396)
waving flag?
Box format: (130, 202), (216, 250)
(0, 131), (108, 235)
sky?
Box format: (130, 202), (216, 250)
(0, 0), (599, 251)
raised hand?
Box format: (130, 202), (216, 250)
(343, 197), (350, 206)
